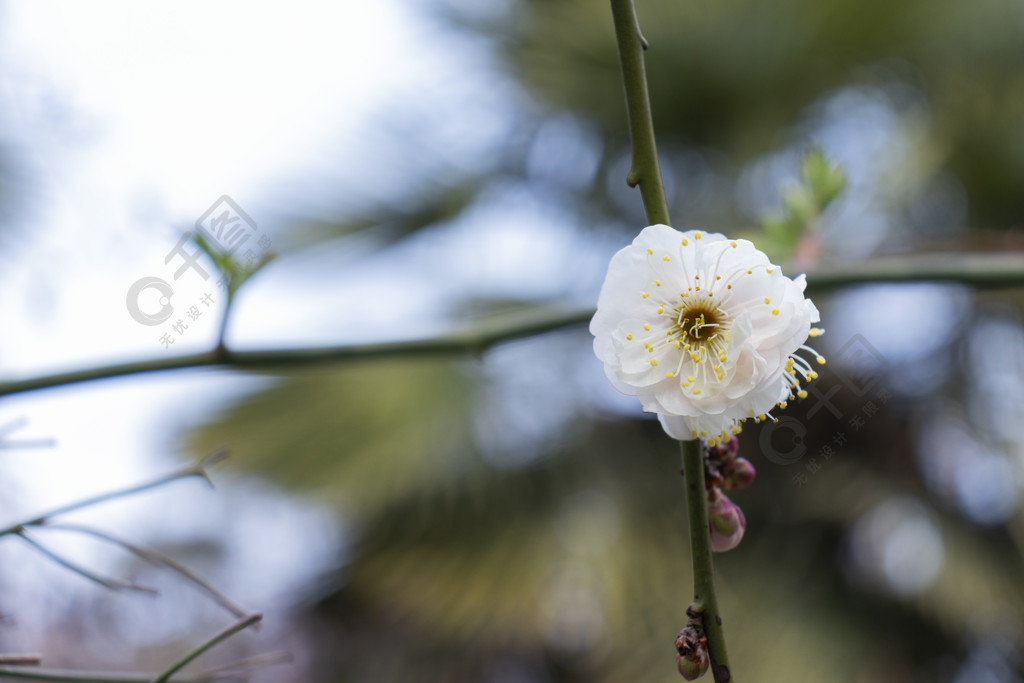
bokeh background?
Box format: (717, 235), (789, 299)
(1, 0), (1023, 681)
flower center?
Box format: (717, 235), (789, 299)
(674, 303), (723, 343)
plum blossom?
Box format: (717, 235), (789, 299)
(591, 224), (824, 444)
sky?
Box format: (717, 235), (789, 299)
(0, 0), (458, 647)
(0, 1), (616, 656)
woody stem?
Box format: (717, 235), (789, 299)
(681, 439), (733, 681)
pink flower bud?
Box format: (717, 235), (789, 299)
(721, 457), (756, 490)
(707, 492), (746, 552)
(706, 435), (740, 464)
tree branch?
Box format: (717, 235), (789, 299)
(40, 523), (248, 619)
(1, 254), (1023, 403)
(0, 656), (42, 666)
(149, 613), (263, 683)
(0, 449), (226, 538)
(610, 1), (735, 677)
(0, 307), (593, 399)
(681, 440), (731, 681)
(0, 668), (243, 682)
(610, 0), (670, 225)
(15, 530), (158, 595)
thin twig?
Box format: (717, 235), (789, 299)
(38, 523), (248, 619)
(191, 651), (292, 678)
(0, 449), (227, 538)
(0, 656), (42, 666)
(149, 613), (263, 683)
(15, 530), (158, 595)
(0, 667), (242, 682)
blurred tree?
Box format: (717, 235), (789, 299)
(182, 0), (1024, 681)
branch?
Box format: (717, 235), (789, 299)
(610, 0), (670, 225)
(40, 523), (248, 619)
(804, 251), (1024, 289)
(0, 449), (226, 538)
(0, 307), (593, 400)
(149, 613), (263, 683)
(15, 530), (157, 595)
(681, 440), (731, 681)
(0, 668), (243, 682)
(1, 254), (1023, 404)
(0, 656), (42, 666)
(189, 652), (292, 679)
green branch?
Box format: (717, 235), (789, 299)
(0, 307), (593, 399)
(2, 254), (1023, 403)
(149, 613), (263, 683)
(681, 441), (731, 681)
(610, 0), (670, 225)
(611, 1), (732, 678)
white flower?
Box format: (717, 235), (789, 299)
(590, 224), (824, 444)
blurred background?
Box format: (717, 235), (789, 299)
(1, 0), (1023, 681)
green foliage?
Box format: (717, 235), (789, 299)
(186, 358), (480, 520)
(192, 231), (275, 299)
(759, 148), (846, 260)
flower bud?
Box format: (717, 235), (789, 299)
(677, 649), (709, 680)
(675, 626), (709, 680)
(706, 435), (740, 464)
(707, 492), (746, 552)
(721, 456), (756, 490)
